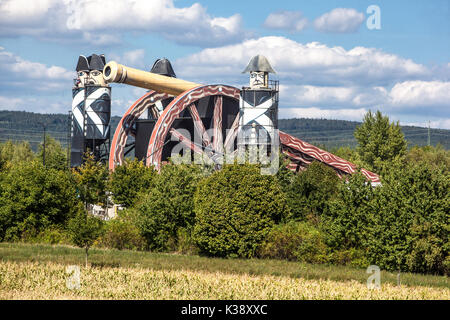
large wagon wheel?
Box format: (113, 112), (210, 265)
(146, 85), (240, 170)
(109, 90), (172, 170)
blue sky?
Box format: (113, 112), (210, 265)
(0, 0), (449, 128)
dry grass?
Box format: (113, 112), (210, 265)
(0, 260), (448, 300)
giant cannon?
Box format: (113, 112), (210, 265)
(70, 54), (380, 184)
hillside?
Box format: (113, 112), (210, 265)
(0, 110), (448, 151)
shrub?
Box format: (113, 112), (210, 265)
(0, 160), (81, 241)
(21, 226), (71, 245)
(135, 164), (203, 251)
(96, 210), (146, 251)
(258, 221), (328, 264)
(327, 248), (369, 268)
(321, 172), (375, 251)
(193, 164), (288, 258)
(366, 161), (449, 274)
(108, 159), (155, 207)
(285, 161), (340, 220)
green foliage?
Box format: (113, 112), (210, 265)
(96, 210), (146, 251)
(67, 211), (104, 251)
(285, 161), (340, 220)
(72, 152), (108, 206)
(21, 226), (71, 245)
(135, 164), (203, 251)
(321, 172), (374, 251)
(322, 157), (449, 274)
(354, 110), (407, 173)
(193, 164), (288, 258)
(327, 248), (369, 268)
(405, 144), (449, 171)
(108, 159), (155, 207)
(0, 160), (81, 241)
(37, 135), (67, 170)
(0, 141), (34, 170)
(258, 221), (328, 264)
(366, 161), (449, 274)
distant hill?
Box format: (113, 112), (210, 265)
(0, 110), (448, 151)
(279, 118), (450, 150)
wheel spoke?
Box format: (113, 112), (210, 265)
(212, 96), (223, 153)
(224, 113), (240, 152)
(170, 128), (205, 156)
(188, 103), (211, 147)
(149, 105), (159, 118)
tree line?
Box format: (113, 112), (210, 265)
(1, 110), (449, 151)
(0, 110), (448, 274)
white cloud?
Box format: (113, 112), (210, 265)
(389, 80), (450, 108)
(279, 107), (368, 121)
(175, 36), (428, 86)
(174, 37), (448, 127)
(314, 8), (365, 33)
(0, 47), (74, 92)
(279, 84), (388, 108)
(0, 0), (247, 47)
(264, 11), (308, 32)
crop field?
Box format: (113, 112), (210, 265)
(1, 260), (449, 300)
(0, 243), (448, 300)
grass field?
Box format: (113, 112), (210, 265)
(0, 243), (448, 299)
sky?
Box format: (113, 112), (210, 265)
(0, 0), (449, 129)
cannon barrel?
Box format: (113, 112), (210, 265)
(103, 61), (201, 96)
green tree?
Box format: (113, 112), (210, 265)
(285, 161), (340, 221)
(0, 160), (81, 241)
(135, 163), (203, 251)
(354, 110), (407, 173)
(193, 164), (288, 258)
(0, 141), (34, 171)
(366, 160), (449, 274)
(108, 159), (155, 207)
(72, 152), (108, 208)
(37, 135), (67, 170)
(405, 144), (449, 171)
(67, 211), (104, 267)
(322, 172), (375, 252)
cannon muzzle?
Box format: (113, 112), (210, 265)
(103, 61), (200, 96)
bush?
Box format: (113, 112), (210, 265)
(21, 226), (71, 245)
(0, 160), (81, 241)
(285, 161), (340, 220)
(108, 159), (155, 207)
(327, 248), (369, 268)
(258, 221), (328, 264)
(135, 164), (203, 251)
(366, 161), (449, 274)
(96, 210), (146, 251)
(321, 172), (374, 251)
(193, 164), (288, 258)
